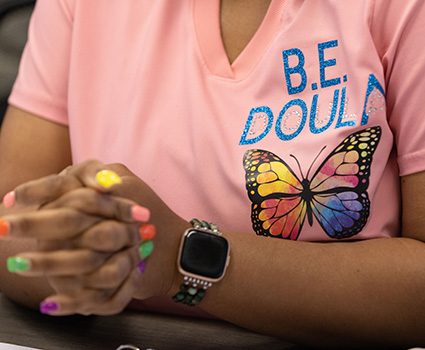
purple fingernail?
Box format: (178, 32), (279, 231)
(138, 260), (146, 273)
(40, 301), (58, 314)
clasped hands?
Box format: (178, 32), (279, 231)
(0, 160), (181, 316)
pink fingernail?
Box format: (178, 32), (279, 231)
(3, 191), (15, 208)
(131, 206), (150, 222)
(138, 260), (146, 273)
(40, 301), (58, 314)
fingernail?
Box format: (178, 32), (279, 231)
(95, 170), (122, 189)
(0, 220), (9, 236)
(138, 260), (146, 273)
(139, 240), (154, 259)
(3, 191), (15, 208)
(132, 206), (150, 222)
(140, 224), (156, 240)
(40, 301), (59, 314)
(7, 257), (30, 273)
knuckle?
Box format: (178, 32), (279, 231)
(39, 255), (55, 271)
(80, 191), (114, 217)
(85, 228), (108, 250)
(103, 265), (125, 286)
(91, 222), (123, 251)
(58, 209), (82, 234)
(92, 227), (114, 251)
(46, 174), (66, 191)
(83, 251), (105, 271)
(113, 201), (130, 221)
(108, 163), (128, 174)
(82, 159), (104, 169)
(17, 216), (32, 234)
(75, 188), (101, 208)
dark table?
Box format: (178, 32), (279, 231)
(0, 294), (303, 350)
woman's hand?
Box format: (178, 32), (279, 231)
(1, 160), (187, 315)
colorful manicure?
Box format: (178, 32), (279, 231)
(2, 191), (15, 208)
(140, 224), (156, 240)
(40, 301), (59, 314)
(0, 220), (9, 236)
(132, 206), (150, 222)
(139, 240), (154, 259)
(95, 170), (122, 189)
(7, 257), (30, 273)
(138, 260), (146, 273)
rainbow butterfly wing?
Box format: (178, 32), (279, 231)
(243, 150), (307, 240)
(309, 127), (381, 239)
(243, 127), (381, 240)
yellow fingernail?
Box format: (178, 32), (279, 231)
(95, 170), (122, 188)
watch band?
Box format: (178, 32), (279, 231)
(172, 219), (220, 307)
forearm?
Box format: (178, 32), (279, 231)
(177, 233), (425, 349)
(0, 205), (54, 308)
(0, 107), (72, 307)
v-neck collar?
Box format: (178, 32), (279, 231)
(193, 0), (287, 80)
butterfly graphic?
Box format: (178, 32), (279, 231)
(243, 127), (381, 240)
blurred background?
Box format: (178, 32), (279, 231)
(0, 0), (35, 125)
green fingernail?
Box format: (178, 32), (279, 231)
(139, 240), (154, 259)
(7, 257), (30, 273)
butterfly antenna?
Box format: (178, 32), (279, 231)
(290, 154), (305, 179)
(306, 146), (327, 179)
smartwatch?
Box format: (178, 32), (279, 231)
(172, 219), (230, 306)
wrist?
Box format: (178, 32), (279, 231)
(161, 217), (191, 297)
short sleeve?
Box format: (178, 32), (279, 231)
(8, 0), (75, 126)
(371, 0), (425, 176)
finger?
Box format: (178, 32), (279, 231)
(42, 188), (150, 224)
(2, 208), (101, 239)
(40, 268), (142, 316)
(83, 245), (141, 289)
(72, 220), (142, 252)
(3, 173), (82, 209)
(39, 288), (115, 316)
(7, 249), (110, 276)
(2, 160), (121, 209)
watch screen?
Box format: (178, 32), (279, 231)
(180, 230), (229, 279)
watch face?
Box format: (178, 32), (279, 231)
(180, 229), (229, 280)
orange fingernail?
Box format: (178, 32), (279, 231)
(0, 220), (9, 236)
(3, 191), (15, 208)
(140, 224), (156, 240)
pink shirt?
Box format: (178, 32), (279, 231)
(8, 0), (425, 312)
